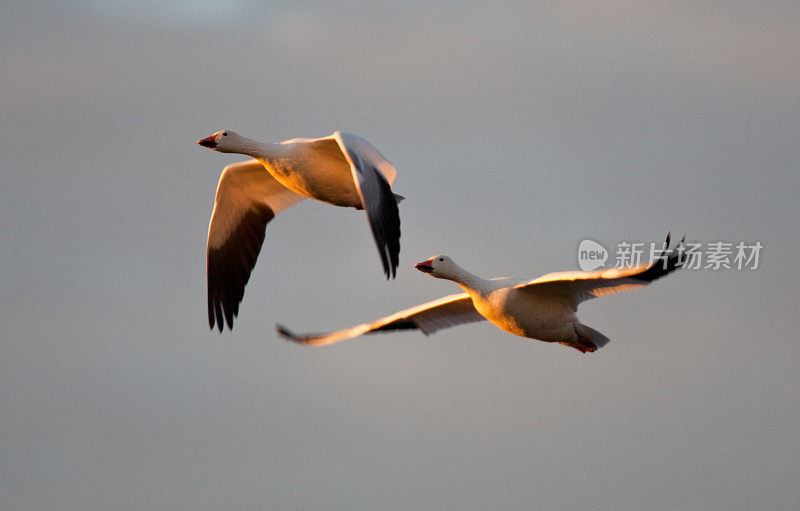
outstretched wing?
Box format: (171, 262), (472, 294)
(207, 160), (305, 331)
(332, 131), (401, 278)
(516, 235), (685, 311)
(277, 293), (484, 346)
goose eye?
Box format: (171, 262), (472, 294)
(438, 258), (444, 262)
(222, 132), (228, 136)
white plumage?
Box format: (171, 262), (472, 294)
(198, 130), (403, 331)
(279, 235), (684, 352)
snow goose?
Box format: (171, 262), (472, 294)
(198, 130), (403, 331)
(278, 235), (684, 352)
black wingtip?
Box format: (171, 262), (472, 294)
(276, 324), (317, 345)
(276, 324), (294, 340)
(630, 232), (688, 283)
(385, 245), (398, 279)
(368, 177), (401, 280)
(206, 204), (275, 334)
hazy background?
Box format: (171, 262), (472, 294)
(2, 1), (798, 509)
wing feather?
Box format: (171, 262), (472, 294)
(207, 160), (305, 331)
(277, 293), (484, 346)
(515, 235), (685, 311)
(332, 131), (401, 278)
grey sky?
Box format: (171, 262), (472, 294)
(2, 1), (799, 509)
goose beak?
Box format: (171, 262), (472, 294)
(414, 257), (435, 274)
(197, 135), (217, 148)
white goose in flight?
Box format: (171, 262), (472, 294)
(198, 130), (403, 331)
(278, 235), (684, 352)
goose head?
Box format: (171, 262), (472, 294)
(415, 255), (458, 279)
(197, 130), (245, 153)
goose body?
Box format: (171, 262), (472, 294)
(253, 138), (361, 207)
(279, 235), (684, 353)
(468, 284), (579, 341)
(198, 130), (402, 331)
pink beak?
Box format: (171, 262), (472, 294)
(197, 135), (217, 148)
(414, 257), (435, 274)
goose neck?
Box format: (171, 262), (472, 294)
(238, 138), (289, 160)
(449, 266), (492, 294)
